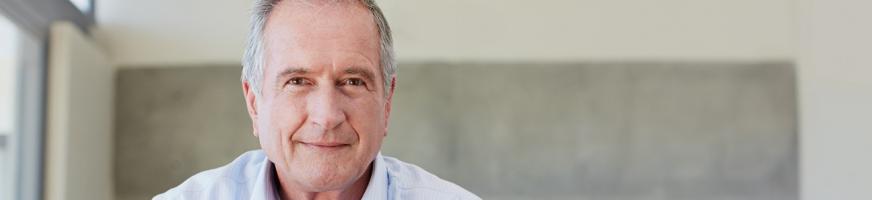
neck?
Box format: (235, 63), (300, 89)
(272, 163), (373, 200)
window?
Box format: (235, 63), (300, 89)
(0, 13), (26, 200)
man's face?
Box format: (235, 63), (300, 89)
(242, 1), (393, 192)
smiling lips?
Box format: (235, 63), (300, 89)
(299, 141), (350, 149)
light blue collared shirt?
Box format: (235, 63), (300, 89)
(154, 150), (480, 200)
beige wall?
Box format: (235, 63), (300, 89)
(798, 0), (872, 199)
(45, 22), (114, 200)
(95, 0), (872, 199)
(95, 0), (795, 67)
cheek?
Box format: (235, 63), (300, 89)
(269, 101), (307, 139)
(347, 98), (387, 144)
(258, 99), (307, 159)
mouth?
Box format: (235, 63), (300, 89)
(298, 142), (351, 151)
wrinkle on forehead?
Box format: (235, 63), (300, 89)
(283, 0), (366, 12)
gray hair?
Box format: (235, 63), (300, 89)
(241, 0), (396, 97)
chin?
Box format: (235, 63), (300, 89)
(294, 163), (360, 192)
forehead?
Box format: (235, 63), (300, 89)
(262, 1), (381, 73)
(267, 0), (377, 35)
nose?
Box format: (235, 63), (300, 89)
(306, 87), (347, 132)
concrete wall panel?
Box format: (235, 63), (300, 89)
(115, 62), (797, 200)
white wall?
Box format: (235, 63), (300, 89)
(95, 0), (795, 67)
(799, 0), (872, 199)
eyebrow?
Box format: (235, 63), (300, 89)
(276, 67), (308, 80)
(343, 67), (376, 83)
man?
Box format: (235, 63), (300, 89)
(154, 0), (479, 199)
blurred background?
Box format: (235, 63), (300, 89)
(0, 0), (870, 200)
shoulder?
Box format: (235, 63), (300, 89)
(381, 155), (481, 200)
(153, 150), (267, 200)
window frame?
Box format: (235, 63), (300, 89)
(0, 0), (94, 38)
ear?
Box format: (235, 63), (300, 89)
(242, 81), (260, 137)
(383, 75), (396, 137)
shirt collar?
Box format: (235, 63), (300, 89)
(361, 152), (389, 200)
(251, 158), (280, 200)
(254, 152), (389, 200)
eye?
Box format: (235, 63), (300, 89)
(343, 78), (366, 86)
(288, 77), (310, 86)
